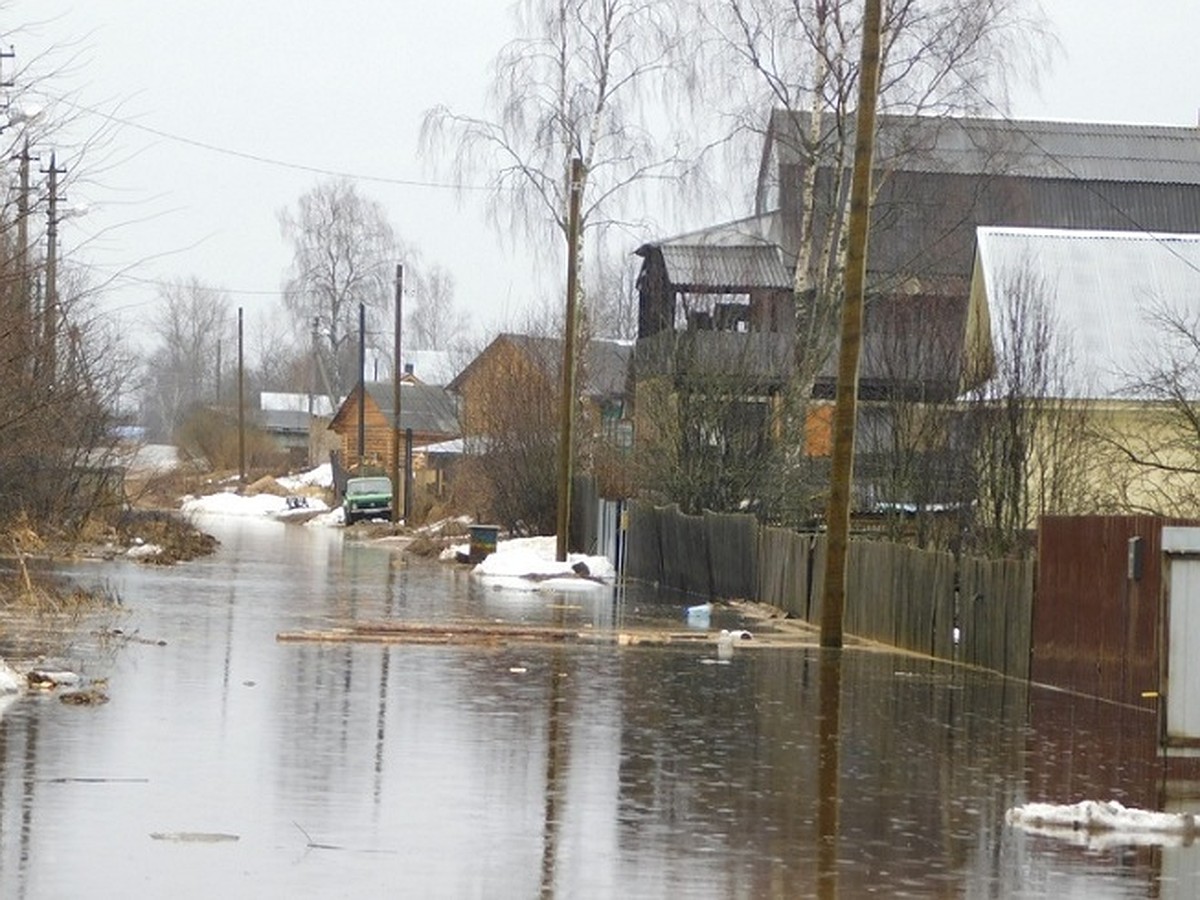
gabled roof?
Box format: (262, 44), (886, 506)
(329, 381), (459, 437)
(257, 409), (312, 435)
(448, 333), (632, 400)
(766, 111), (1200, 184)
(972, 226), (1200, 399)
(367, 382), (459, 435)
(636, 213), (791, 292)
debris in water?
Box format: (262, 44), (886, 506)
(27, 669), (81, 689)
(509, 666), (528, 674)
(59, 687), (109, 706)
(150, 832), (239, 843)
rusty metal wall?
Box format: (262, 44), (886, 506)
(1033, 515), (1197, 707)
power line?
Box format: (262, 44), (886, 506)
(40, 92), (497, 193)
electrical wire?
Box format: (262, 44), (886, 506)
(39, 92), (496, 193)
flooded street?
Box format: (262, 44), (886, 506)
(2, 516), (1199, 898)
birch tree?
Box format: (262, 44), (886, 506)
(1098, 300), (1200, 516)
(421, 0), (703, 297)
(279, 179), (397, 401)
(705, 0), (1048, 524)
(961, 265), (1089, 555)
(142, 277), (231, 440)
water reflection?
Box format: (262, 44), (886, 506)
(0, 516), (1197, 896)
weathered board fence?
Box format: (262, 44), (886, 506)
(626, 501), (1034, 679)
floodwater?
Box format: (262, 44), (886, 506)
(2, 517), (1199, 899)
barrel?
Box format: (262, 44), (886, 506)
(469, 525), (500, 563)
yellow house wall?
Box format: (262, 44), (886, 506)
(1001, 400), (1200, 527)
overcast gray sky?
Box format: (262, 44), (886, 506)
(8, 0), (1200, 355)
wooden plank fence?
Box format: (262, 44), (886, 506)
(627, 500), (1034, 678)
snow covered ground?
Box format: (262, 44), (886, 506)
(181, 463), (334, 525)
(277, 463), (333, 491)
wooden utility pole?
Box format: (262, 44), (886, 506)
(237, 307), (246, 484)
(357, 302), (366, 467)
(391, 264), (403, 523)
(820, 0), (884, 649)
(555, 158), (585, 563)
(42, 151), (65, 382)
(15, 138), (31, 368)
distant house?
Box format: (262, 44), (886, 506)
(258, 391), (336, 466)
(970, 226), (1200, 519)
(448, 333), (633, 449)
(327, 380), (460, 496)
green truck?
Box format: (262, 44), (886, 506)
(342, 476), (393, 525)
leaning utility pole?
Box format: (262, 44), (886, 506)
(391, 264), (403, 524)
(555, 158), (585, 563)
(820, 0), (883, 649)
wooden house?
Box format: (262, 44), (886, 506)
(634, 112), (1200, 515)
(448, 333), (632, 447)
(327, 380), (459, 490)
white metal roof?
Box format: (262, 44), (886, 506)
(973, 227), (1200, 399)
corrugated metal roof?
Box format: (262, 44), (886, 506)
(637, 212), (791, 291)
(770, 111), (1200, 184)
(974, 227), (1200, 399)
(657, 244), (792, 291)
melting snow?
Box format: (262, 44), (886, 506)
(1007, 800), (1198, 847)
(277, 463), (333, 491)
(465, 535), (615, 591)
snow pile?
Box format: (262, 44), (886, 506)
(467, 535), (615, 592)
(1007, 800), (1198, 847)
(277, 463), (333, 491)
(305, 507), (345, 528)
(182, 491), (290, 518)
(0, 659), (22, 694)
(126, 543), (164, 559)
(416, 515), (473, 536)
(182, 489), (339, 525)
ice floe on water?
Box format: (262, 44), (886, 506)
(1007, 800), (1198, 848)
(455, 535), (615, 591)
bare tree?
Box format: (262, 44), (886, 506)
(452, 329), (564, 535)
(632, 334), (789, 517)
(421, 0), (704, 289)
(1096, 299), (1200, 516)
(406, 263), (469, 352)
(707, 0), (1050, 495)
(141, 277), (231, 441)
(587, 253), (639, 341)
(961, 264), (1090, 555)
(279, 178), (398, 400)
